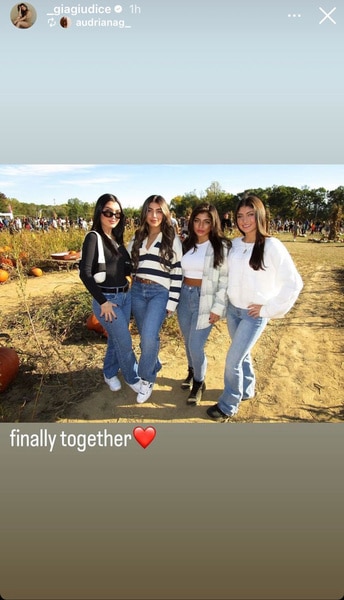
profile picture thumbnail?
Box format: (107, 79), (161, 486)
(11, 3), (37, 29)
(60, 16), (72, 28)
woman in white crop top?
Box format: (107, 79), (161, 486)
(206, 195), (303, 422)
(177, 204), (231, 405)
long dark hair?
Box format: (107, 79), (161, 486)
(18, 3), (28, 14)
(92, 193), (125, 254)
(131, 195), (175, 270)
(183, 204), (231, 268)
(235, 195), (270, 271)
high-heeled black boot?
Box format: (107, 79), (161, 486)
(181, 367), (194, 390)
(187, 379), (206, 405)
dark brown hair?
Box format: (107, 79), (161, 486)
(131, 195), (175, 271)
(183, 203), (231, 268)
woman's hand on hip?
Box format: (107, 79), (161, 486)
(100, 300), (118, 321)
(247, 304), (262, 318)
(209, 312), (220, 324)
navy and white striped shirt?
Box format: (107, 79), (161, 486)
(128, 232), (183, 312)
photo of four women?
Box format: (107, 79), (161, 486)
(79, 193), (303, 422)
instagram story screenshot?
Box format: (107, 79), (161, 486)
(0, 1), (343, 599)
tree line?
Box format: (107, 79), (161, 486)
(169, 182), (344, 222)
(1, 182), (344, 222)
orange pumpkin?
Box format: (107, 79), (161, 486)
(86, 314), (108, 337)
(0, 269), (9, 283)
(30, 267), (43, 277)
(0, 257), (14, 267)
(63, 251), (81, 261)
(0, 348), (20, 393)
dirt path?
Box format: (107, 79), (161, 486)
(1, 241), (343, 423)
(244, 264), (343, 422)
(64, 262), (342, 423)
(0, 269), (82, 314)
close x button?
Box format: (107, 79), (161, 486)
(319, 6), (337, 25)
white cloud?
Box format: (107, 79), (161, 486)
(0, 165), (95, 177)
(57, 177), (125, 187)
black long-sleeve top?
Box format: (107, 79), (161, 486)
(79, 231), (132, 306)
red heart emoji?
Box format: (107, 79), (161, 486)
(133, 426), (156, 449)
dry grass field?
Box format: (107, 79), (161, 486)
(0, 233), (343, 423)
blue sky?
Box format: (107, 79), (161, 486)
(0, 164), (343, 209)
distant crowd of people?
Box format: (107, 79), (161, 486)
(0, 215), (91, 233)
(269, 218), (341, 236)
(2, 212), (340, 240)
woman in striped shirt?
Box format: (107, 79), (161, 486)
(128, 195), (183, 404)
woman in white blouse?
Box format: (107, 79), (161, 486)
(207, 195), (303, 422)
(177, 204), (231, 405)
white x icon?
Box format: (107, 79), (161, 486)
(319, 6), (336, 25)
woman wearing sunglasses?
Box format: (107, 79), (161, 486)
(128, 195), (183, 404)
(79, 193), (141, 395)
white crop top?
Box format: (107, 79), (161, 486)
(181, 241), (209, 278)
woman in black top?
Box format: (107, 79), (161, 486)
(79, 194), (141, 394)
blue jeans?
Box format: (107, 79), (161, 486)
(92, 290), (139, 385)
(177, 284), (212, 382)
(131, 280), (169, 383)
(217, 302), (268, 416)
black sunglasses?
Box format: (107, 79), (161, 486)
(101, 210), (122, 219)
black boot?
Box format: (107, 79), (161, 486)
(187, 379), (206, 405)
(181, 367), (194, 390)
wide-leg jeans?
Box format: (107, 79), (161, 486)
(217, 302), (268, 416)
(92, 290), (139, 385)
(131, 280), (169, 384)
(177, 284), (212, 382)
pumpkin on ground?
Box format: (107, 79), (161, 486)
(0, 269), (9, 283)
(0, 348), (20, 393)
(0, 257), (14, 267)
(86, 314), (108, 337)
(30, 267), (43, 277)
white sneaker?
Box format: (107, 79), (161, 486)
(137, 379), (153, 404)
(126, 379), (142, 393)
(104, 374), (121, 392)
